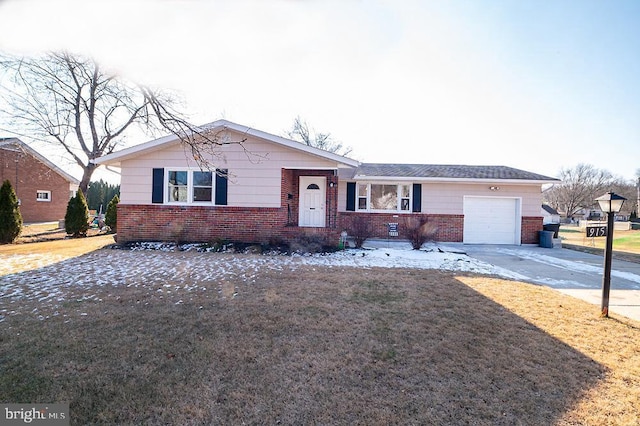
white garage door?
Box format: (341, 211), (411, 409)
(463, 197), (520, 244)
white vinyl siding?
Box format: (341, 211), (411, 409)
(118, 131), (342, 206)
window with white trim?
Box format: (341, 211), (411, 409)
(166, 169), (214, 204)
(36, 190), (51, 202)
(193, 171), (213, 202)
(356, 183), (412, 212)
(357, 184), (368, 210)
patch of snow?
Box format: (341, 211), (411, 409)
(0, 241), (524, 320)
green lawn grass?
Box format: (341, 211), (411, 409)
(560, 227), (640, 255)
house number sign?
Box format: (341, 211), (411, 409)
(586, 226), (607, 238)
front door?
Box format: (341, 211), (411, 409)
(299, 176), (326, 227)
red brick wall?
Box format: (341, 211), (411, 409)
(0, 147), (72, 223)
(117, 205), (543, 246)
(339, 212), (465, 242)
(522, 216), (543, 244)
(116, 204), (342, 244)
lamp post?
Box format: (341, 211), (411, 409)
(595, 192), (626, 317)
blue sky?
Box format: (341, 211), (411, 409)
(0, 0), (638, 182)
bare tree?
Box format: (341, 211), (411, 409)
(286, 116), (352, 156)
(543, 164), (618, 218)
(0, 51), (241, 192)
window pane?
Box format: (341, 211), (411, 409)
(169, 171), (188, 185)
(401, 185), (410, 198)
(357, 184), (368, 196)
(169, 186), (188, 202)
(193, 171), (212, 187)
(193, 187), (212, 202)
(371, 184), (397, 210)
(358, 198), (367, 210)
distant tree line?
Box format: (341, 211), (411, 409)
(86, 180), (120, 213)
(543, 164), (639, 219)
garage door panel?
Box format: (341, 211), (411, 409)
(464, 197), (520, 244)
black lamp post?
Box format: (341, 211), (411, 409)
(595, 191), (627, 317)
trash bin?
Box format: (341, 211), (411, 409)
(539, 230), (554, 248)
(543, 223), (560, 238)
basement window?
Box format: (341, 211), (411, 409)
(36, 190), (51, 202)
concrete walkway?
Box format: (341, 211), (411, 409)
(461, 244), (640, 322)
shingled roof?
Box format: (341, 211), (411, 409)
(352, 163), (558, 181)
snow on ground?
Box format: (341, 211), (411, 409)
(0, 240), (520, 321)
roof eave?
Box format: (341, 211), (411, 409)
(94, 119), (361, 168)
(351, 175), (560, 185)
(1, 138), (80, 185)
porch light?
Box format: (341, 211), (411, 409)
(595, 192), (626, 317)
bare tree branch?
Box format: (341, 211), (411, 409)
(543, 164), (635, 218)
(285, 115), (353, 156)
(0, 51), (245, 191)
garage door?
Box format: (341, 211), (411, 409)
(463, 197), (520, 244)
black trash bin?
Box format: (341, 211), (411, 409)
(539, 230), (554, 248)
(543, 223), (560, 238)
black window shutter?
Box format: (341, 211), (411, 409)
(152, 168), (164, 203)
(346, 182), (356, 211)
(215, 169), (228, 205)
(412, 183), (422, 212)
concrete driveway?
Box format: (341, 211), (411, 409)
(462, 244), (640, 322)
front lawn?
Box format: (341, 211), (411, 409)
(1, 255), (638, 425)
(560, 226), (640, 257)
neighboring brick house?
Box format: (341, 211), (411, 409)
(0, 138), (79, 223)
(95, 120), (559, 246)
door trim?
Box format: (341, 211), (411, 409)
(299, 176), (326, 227)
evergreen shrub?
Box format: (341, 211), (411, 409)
(0, 180), (22, 243)
(105, 194), (119, 232)
(65, 189), (90, 237)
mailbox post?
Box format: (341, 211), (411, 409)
(594, 192), (626, 317)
